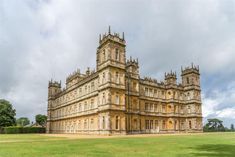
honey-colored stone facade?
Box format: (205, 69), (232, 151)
(47, 28), (203, 134)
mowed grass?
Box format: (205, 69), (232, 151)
(0, 133), (235, 157)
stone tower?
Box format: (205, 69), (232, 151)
(165, 71), (177, 85)
(181, 63), (202, 130)
(125, 57), (140, 133)
(96, 26), (127, 134)
(46, 80), (61, 133)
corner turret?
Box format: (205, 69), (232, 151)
(48, 79), (61, 99)
(181, 63), (200, 86)
(165, 71), (177, 85)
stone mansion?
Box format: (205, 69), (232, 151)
(46, 27), (203, 134)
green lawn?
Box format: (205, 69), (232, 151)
(0, 133), (235, 157)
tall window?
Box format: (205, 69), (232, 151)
(145, 103), (149, 111)
(189, 121), (192, 129)
(90, 119), (94, 129)
(84, 101), (87, 110)
(150, 120), (153, 129)
(91, 82), (95, 91)
(134, 119), (137, 130)
(188, 106), (191, 113)
(103, 49), (106, 61)
(149, 89), (153, 97)
(162, 105), (166, 113)
(79, 103), (82, 112)
(186, 77), (189, 84)
(115, 48), (119, 61)
(133, 82), (137, 91)
(145, 120), (149, 129)
(115, 93), (120, 104)
(85, 85), (87, 94)
(155, 120), (159, 129)
(145, 88), (149, 96)
(115, 72), (119, 84)
(162, 120), (166, 129)
(102, 116), (105, 129)
(84, 119), (87, 129)
(102, 92), (105, 104)
(91, 99), (94, 109)
(102, 72), (105, 83)
(115, 116), (119, 130)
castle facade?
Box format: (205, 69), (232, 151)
(47, 28), (203, 134)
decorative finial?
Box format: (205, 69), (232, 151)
(122, 32), (125, 40)
(108, 26), (111, 34)
(99, 34), (101, 42)
(191, 62), (193, 68)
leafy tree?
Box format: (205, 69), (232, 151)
(231, 124), (234, 131)
(0, 99), (16, 128)
(35, 114), (47, 127)
(203, 118), (225, 132)
(16, 117), (30, 126)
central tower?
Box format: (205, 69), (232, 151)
(96, 26), (127, 134)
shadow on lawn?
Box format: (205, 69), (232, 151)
(187, 144), (235, 157)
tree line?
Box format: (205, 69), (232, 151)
(203, 118), (234, 132)
(0, 99), (47, 130)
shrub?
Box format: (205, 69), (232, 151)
(3, 126), (46, 134)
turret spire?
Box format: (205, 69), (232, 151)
(108, 25), (111, 34)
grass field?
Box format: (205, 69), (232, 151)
(0, 133), (235, 157)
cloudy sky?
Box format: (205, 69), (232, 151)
(0, 0), (235, 126)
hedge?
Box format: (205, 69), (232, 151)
(2, 126), (46, 134)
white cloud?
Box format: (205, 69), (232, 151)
(202, 82), (235, 120)
(216, 108), (235, 119)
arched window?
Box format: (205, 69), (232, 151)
(116, 116), (119, 130)
(115, 48), (119, 61)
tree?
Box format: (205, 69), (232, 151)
(203, 118), (225, 132)
(231, 124), (234, 132)
(0, 99), (16, 128)
(16, 117), (30, 126)
(35, 114), (47, 127)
